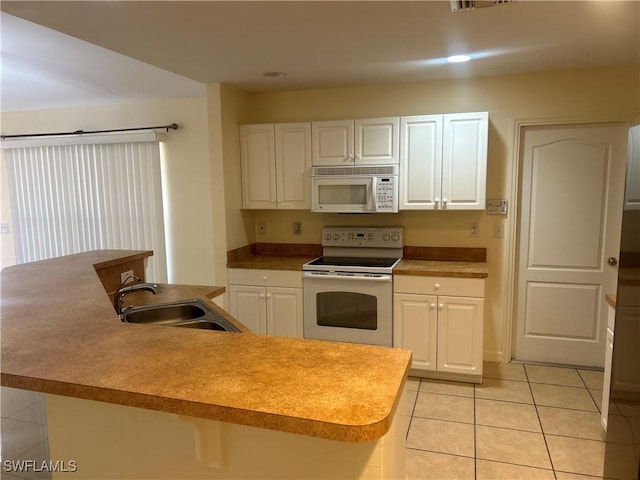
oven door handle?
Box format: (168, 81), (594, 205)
(303, 272), (392, 282)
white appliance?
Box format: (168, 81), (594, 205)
(311, 165), (399, 213)
(303, 226), (403, 347)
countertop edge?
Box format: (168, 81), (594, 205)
(1, 250), (411, 443)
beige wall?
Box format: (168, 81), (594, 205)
(220, 65), (640, 361)
(0, 97), (220, 286)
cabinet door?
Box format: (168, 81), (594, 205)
(275, 123), (311, 209)
(312, 120), (354, 166)
(228, 285), (267, 335)
(437, 296), (483, 375)
(601, 324), (614, 431)
(441, 112), (488, 210)
(399, 115), (443, 210)
(354, 117), (399, 165)
(393, 293), (438, 371)
(266, 287), (303, 338)
(240, 124), (277, 209)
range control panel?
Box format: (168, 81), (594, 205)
(321, 227), (403, 248)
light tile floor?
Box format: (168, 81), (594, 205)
(1, 362), (607, 480)
(406, 361), (606, 480)
(0, 387), (51, 480)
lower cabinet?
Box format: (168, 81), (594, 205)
(394, 275), (484, 378)
(228, 269), (303, 338)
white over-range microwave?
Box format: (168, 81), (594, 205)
(311, 165), (399, 213)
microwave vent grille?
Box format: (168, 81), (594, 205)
(312, 165), (398, 176)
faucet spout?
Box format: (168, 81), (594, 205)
(114, 282), (159, 318)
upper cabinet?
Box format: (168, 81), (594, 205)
(400, 112), (488, 210)
(240, 123), (311, 210)
(312, 117), (399, 166)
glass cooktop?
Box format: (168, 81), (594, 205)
(304, 256), (401, 270)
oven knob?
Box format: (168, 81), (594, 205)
(383, 234), (390, 241)
(324, 233), (332, 241)
(333, 233), (340, 240)
(391, 232), (400, 242)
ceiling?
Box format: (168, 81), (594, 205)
(1, 1), (639, 112)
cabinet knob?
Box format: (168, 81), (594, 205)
(442, 199), (448, 208)
(435, 200), (440, 209)
(438, 304), (444, 311)
(430, 303), (436, 310)
(434, 283), (441, 291)
(262, 276), (268, 281)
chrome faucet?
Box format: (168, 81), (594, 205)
(114, 279), (159, 318)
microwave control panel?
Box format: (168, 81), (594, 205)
(376, 177), (397, 211)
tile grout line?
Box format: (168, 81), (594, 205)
(523, 364), (558, 480)
(473, 378), (477, 480)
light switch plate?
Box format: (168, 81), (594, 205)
(487, 199), (508, 215)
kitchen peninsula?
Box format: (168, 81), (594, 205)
(1, 251), (411, 479)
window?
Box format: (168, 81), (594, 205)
(4, 138), (167, 282)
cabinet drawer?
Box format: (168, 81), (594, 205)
(228, 268), (302, 288)
(394, 275), (484, 297)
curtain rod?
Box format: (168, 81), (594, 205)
(0, 123), (179, 140)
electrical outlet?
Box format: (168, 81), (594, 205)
(494, 223), (505, 239)
(257, 222), (266, 235)
(120, 270), (135, 284)
(469, 222), (479, 237)
(0, 223), (9, 234)
(293, 221), (302, 235)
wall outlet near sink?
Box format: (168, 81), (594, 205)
(257, 222), (266, 235)
(469, 222), (479, 237)
(293, 221), (302, 235)
(120, 270), (135, 284)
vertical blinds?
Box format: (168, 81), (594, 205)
(4, 141), (167, 282)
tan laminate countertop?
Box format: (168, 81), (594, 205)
(227, 254), (488, 278)
(393, 259), (488, 278)
(1, 250), (411, 443)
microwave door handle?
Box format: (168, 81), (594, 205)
(371, 177), (378, 211)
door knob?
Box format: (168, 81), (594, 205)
(607, 257), (618, 266)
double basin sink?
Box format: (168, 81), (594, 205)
(121, 298), (242, 332)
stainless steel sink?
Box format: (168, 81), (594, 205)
(121, 299), (241, 332)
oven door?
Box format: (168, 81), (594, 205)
(303, 271), (393, 347)
(311, 176), (374, 213)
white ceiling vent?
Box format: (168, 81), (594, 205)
(450, 0), (514, 12)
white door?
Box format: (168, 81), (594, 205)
(275, 123), (311, 209)
(228, 285), (266, 335)
(399, 115), (443, 210)
(514, 123), (628, 366)
(354, 117), (399, 165)
(441, 112), (488, 210)
(437, 296), (484, 374)
(266, 287), (302, 338)
(393, 293), (438, 371)
(311, 120), (354, 166)
(240, 124), (276, 209)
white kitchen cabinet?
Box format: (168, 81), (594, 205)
(601, 302), (615, 431)
(312, 117), (399, 166)
(240, 123), (311, 209)
(228, 268), (303, 338)
(394, 275), (484, 378)
(400, 112), (488, 210)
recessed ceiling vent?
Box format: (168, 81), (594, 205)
(450, 0), (513, 12)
